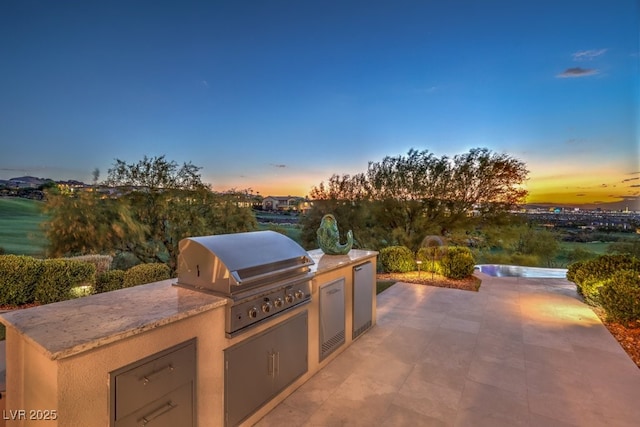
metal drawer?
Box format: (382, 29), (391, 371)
(112, 340), (196, 422)
(115, 381), (194, 427)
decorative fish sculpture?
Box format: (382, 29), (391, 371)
(316, 214), (353, 255)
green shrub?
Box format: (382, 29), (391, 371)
(112, 252), (141, 271)
(440, 246), (476, 279)
(416, 246), (445, 272)
(95, 270), (126, 293)
(566, 255), (640, 306)
(565, 247), (598, 264)
(508, 254), (540, 267)
(66, 254), (113, 275)
(123, 263), (171, 288)
(565, 260), (584, 284)
(0, 254), (41, 305)
(35, 259), (96, 304)
(378, 246), (416, 273)
(599, 270), (640, 323)
(478, 252), (539, 267)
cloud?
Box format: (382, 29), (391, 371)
(630, 184), (640, 188)
(572, 49), (607, 61)
(576, 193), (586, 197)
(201, 80), (209, 88)
(622, 177), (639, 183)
(556, 67), (599, 78)
(270, 164), (287, 168)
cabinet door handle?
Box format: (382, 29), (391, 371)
(355, 266), (363, 271)
(139, 401), (177, 426)
(275, 351), (280, 377)
(268, 352), (276, 378)
(141, 364), (174, 385)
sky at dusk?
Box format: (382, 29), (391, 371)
(1, 0), (638, 209)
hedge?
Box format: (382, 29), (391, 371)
(0, 255), (41, 305)
(66, 254), (113, 276)
(35, 259), (96, 304)
(378, 246), (416, 273)
(123, 263), (171, 288)
(439, 246), (476, 279)
(599, 270), (640, 323)
(95, 270), (126, 293)
(567, 254), (640, 306)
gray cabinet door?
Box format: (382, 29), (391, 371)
(225, 311), (308, 426)
(319, 278), (345, 361)
(353, 262), (374, 339)
(274, 310), (309, 390)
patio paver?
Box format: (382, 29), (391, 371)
(256, 273), (640, 427)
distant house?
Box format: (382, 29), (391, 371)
(262, 196), (304, 212)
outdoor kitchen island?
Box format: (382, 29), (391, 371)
(0, 241), (377, 427)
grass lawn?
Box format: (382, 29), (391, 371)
(559, 241), (610, 255)
(376, 280), (395, 294)
(0, 197), (48, 256)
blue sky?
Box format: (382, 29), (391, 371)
(1, 0), (638, 208)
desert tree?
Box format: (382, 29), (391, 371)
(43, 187), (146, 258)
(45, 155), (257, 271)
(303, 148), (529, 251)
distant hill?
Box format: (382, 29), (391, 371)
(0, 176), (87, 189)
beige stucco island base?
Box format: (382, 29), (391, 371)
(0, 249), (377, 427)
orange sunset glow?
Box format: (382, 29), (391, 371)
(526, 169), (639, 208)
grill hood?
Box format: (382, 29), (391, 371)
(177, 231), (314, 295)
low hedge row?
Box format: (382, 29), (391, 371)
(599, 270), (640, 323)
(66, 254), (113, 276)
(567, 254), (640, 306)
(0, 254), (171, 307)
(567, 254), (640, 323)
(0, 255), (96, 305)
(379, 245), (476, 279)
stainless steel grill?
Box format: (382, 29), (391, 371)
(176, 231), (314, 337)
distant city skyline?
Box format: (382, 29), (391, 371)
(1, 1), (638, 209)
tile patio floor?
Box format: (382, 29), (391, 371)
(256, 273), (640, 427)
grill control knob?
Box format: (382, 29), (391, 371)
(274, 297), (284, 308)
(295, 290), (305, 300)
(261, 301), (272, 313)
(285, 293), (294, 304)
(248, 307), (258, 318)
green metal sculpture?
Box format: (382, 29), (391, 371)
(316, 214), (353, 255)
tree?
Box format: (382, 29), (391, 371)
(514, 227), (560, 267)
(43, 187), (146, 257)
(45, 155), (257, 271)
(303, 148), (529, 251)
(300, 174), (375, 250)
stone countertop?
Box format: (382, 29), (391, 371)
(0, 249), (377, 362)
(0, 279), (227, 361)
(308, 249), (378, 275)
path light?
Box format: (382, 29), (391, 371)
(420, 235), (445, 280)
(416, 260), (423, 277)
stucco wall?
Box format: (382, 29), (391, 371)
(5, 306), (226, 427)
